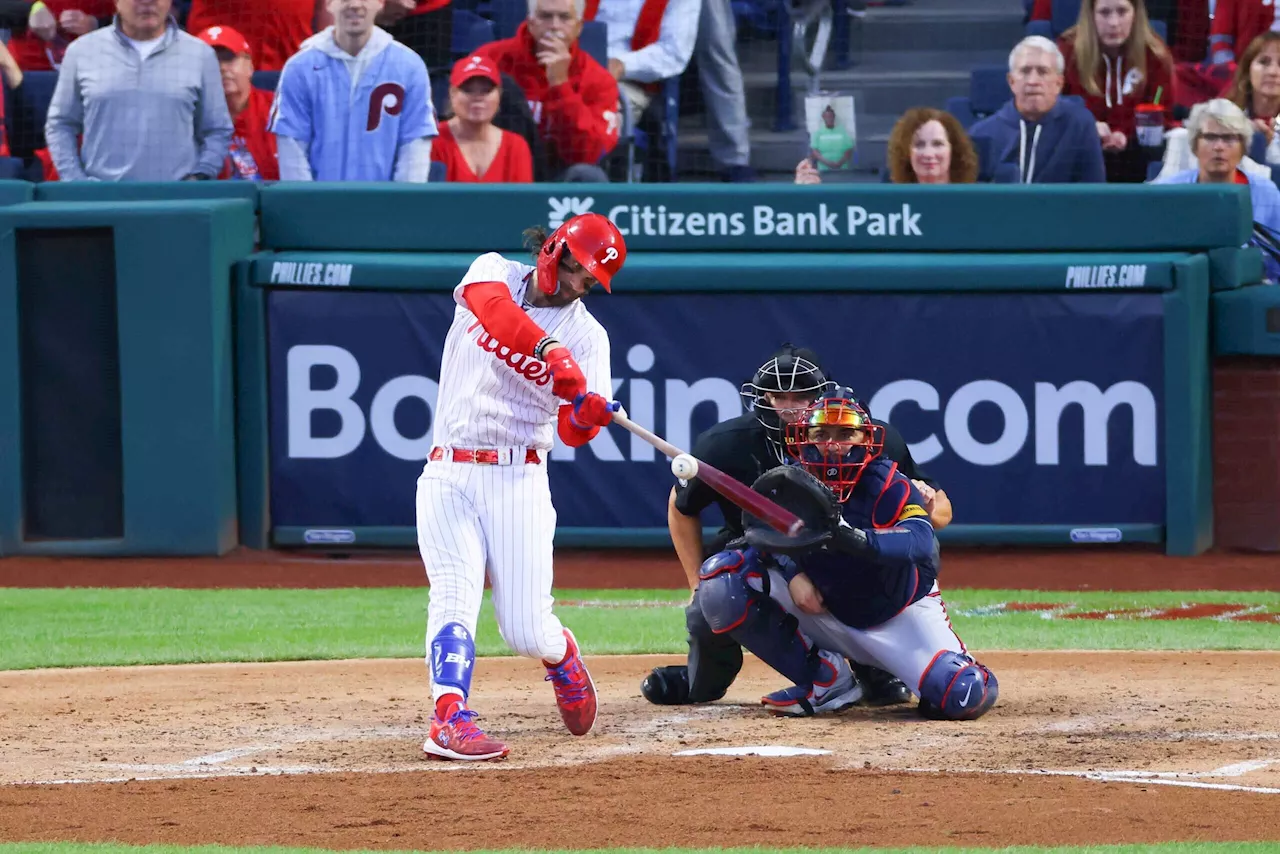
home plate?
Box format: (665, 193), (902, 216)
(673, 746), (832, 757)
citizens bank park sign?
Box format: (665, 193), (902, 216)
(545, 196), (923, 237)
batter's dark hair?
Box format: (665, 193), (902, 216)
(523, 225), (550, 260)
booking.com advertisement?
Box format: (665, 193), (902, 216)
(265, 290), (1165, 534)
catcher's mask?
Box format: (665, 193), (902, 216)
(740, 344), (835, 455)
(787, 389), (884, 502)
(536, 213), (626, 296)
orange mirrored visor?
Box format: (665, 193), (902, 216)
(805, 403), (867, 429)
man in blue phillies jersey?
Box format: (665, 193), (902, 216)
(269, 0), (437, 181)
(696, 388), (999, 721)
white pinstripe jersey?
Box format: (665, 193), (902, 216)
(431, 252), (612, 452)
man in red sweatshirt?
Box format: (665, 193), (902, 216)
(418, 212), (626, 761)
(196, 25), (279, 181)
(478, 0), (619, 181)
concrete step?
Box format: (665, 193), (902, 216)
(677, 113), (900, 176)
(738, 69), (971, 127)
(856, 6), (1025, 53)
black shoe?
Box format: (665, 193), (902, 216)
(853, 663), (912, 707)
(641, 665), (691, 705)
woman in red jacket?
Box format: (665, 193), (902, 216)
(1059, 0), (1175, 181)
(432, 54), (534, 183)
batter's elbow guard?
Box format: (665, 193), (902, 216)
(917, 650), (998, 721)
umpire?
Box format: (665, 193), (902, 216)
(641, 343), (953, 707)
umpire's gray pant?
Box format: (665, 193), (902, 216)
(696, 0), (751, 169)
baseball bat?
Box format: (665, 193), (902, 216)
(610, 408), (805, 537)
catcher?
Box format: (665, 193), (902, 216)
(696, 387), (999, 720)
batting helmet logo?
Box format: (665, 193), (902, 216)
(600, 247), (620, 264)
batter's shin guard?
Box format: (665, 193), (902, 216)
(430, 622), (477, 699)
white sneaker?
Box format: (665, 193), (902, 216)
(761, 650), (864, 717)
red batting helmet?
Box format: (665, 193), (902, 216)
(536, 213), (626, 295)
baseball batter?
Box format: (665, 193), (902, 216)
(418, 213), (626, 761)
(697, 388), (999, 720)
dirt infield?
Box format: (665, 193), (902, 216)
(3, 546), (1280, 590)
(2, 652), (1279, 849)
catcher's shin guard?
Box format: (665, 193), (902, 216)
(697, 550), (813, 688)
(686, 588), (744, 702)
(918, 650), (999, 720)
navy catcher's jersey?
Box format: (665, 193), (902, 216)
(794, 458), (939, 630)
(673, 415), (939, 554)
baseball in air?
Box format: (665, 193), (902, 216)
(671, 454), (699, 480)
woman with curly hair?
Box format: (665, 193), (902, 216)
(1155, 30), (1280, 179)
(1059, 0), (1175, 182)
(794, 107), (977, 184)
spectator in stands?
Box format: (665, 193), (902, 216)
(796, 108), (978, 185)
(969, 36), (1106, 183)
(45, 0), (234, 182)
(1209, 0), (1275, 67)
(1154, 98), (1280, 280)
(0, 39), (22, 158)
(186, 0), (329, 71)
(270, 0), (437, 182)
(432, 53), (533, 182)
(196, 25), (278, 181)
(587, 0), (699, 119)
(477, 0), (618, 182)
(1059, 0), (1175, 182)
(7, 1), (115, 71)
(1158, 30), (1280, 178)
(1031, 0), (1207, 62)
(693, 0), (754, 182)
(886, 107), (979, 184)
(376, 0), (453, 74)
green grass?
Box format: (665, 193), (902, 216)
(2, 844), (1279, 854)
(1, 588), (1279, 671)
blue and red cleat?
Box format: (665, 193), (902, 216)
(544, 628), (598, 736)
(423, 700), (509, 761)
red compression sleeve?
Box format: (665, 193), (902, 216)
(462, 281), (549, 356)
(557, 404), (599, 447)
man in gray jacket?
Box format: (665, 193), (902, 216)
(45, 0), (233, 182)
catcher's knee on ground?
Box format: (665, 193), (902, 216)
(918, 650), (998, 720)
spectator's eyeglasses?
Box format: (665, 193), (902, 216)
(1199, 133), (1243, 145)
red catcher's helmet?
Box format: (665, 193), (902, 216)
(536, 213), (626, 295)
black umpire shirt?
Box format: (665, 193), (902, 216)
(672, 413), (941, 554)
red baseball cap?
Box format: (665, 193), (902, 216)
(197, 25), (253, 58)
(450, 54), (500, 88)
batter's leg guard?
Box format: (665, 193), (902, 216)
(917, 650), (999, 721)
(430, 622), (477, 701)
(696, 550), (815, 689)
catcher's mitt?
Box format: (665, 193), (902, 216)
(742, 465), (842, 556)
